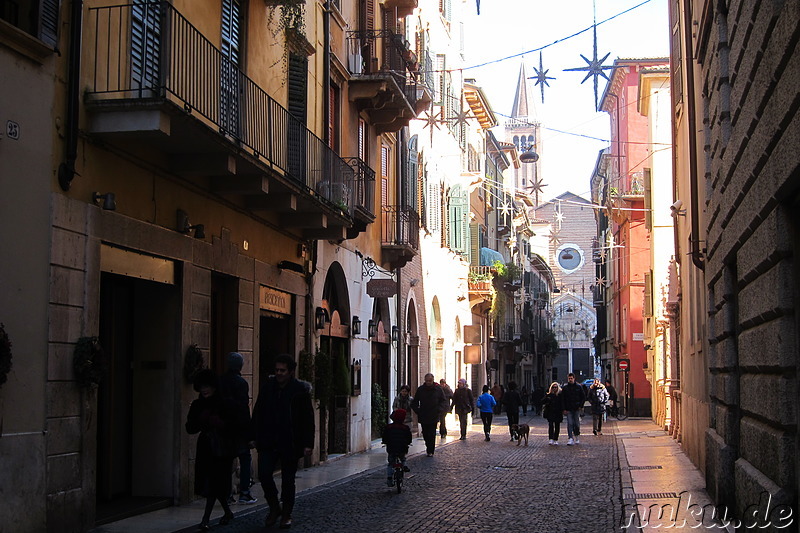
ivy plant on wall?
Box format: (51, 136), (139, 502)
(73, 336), (107, 389)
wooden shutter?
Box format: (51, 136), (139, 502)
(405, 135), (418, 209)
(448, 185), (468, 255)
(644, 168), (652, 230)
(131, 0), (161, 90)
(358, 119), (366, 160)
(39, 0), (60, 47)
(287, 53), (308, 124)
(381, 145), (389, 206)
(328, 83), (339, 149)
(643, 271), (653, 318)
(469, 223), (480, 264)
(221, 0), (241, 136)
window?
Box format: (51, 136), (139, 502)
(287, 53), (308, 125)
(220, 0), (242, 136)
(448, 185), (469, 254)
(131, 0), (162, 90)
(328, 82), (340, 150)
(1, 0), (60, 48)
(358, 119), (367, 160)
(381, 145), (390, 206)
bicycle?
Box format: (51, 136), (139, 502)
(391, 456), (408, 494)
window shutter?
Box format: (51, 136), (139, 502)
(428, 181), (441, 236)
(381, 145), (389, 207)
(405, 135), (418, 209)
(419, 158), (427, 229)
(469, 223), (480, 264)
(358, 119), (366, 160)
(447, 185), (468, 255)
(39, 0), (60, 48)
(287, 54), (308, 125)
(131, 0), (162, 90)
(643, 270), (653, 318)
(644, 168), (652, 230)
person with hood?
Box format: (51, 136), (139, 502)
(588, 378), (610, 435)
(411, 373), (449, 456)
(186, 369), (237, 530)
(251, 354), (315, 529)
(541, 382), (565, 445)
(451, 378), (475, 440)
(476, 385), (497, 441)
(218, 352), (257, 504)
(382, 408), (413, 486)
(561, 373), (586, 446)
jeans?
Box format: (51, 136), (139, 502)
(456, 411), (470, 438)
(565, 410), (581, 438)
(420, 422), (437, 454)
(507, 410), (519, 437)
(593, 413), (603, 433)
(257, 448), (299, 515)
(480, 412), (493, 435)
(548, 421), (561, 441)
(238, 450), (252, 495)
(386, 453), (406, 477)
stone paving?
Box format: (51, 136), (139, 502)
(210, 414), (624, 533)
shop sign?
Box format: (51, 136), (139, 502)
(259, 286), (292, 314)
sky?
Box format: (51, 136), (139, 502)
(461, 0), (670, 202)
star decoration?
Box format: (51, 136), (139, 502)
(549, 228), (562, 246)
(526, 177), (548, 205)
(563, 23), (617, 110)
(421, 109), (443, 131)
(599, 248), (607, 261)
(500, 202), (513, 217)
(529, 52), (556, 104)
(595, 275), (607, 287)
(452, 107), (472, 129)
(554, 210), (565, 224)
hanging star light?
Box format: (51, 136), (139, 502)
(422, 108), (443, 131)
(529, 51), (556, 104)
(549, 228), (562, 246)
(595, 275), (607, 287)
(526, 177), (548, 206)
(563, 20), (616, 110)
(500, 201), (513, 218)
(554, 210), (565, 224)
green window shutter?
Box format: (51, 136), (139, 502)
(469, 223), (480, 264)
(448, 185), (468, 255)
(644, 168), (653, 230)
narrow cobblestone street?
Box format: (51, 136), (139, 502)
(214, 414), (622, 533)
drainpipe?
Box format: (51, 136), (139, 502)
(683, 1), (704, 270)
(323, 1), (331, 147)
(58, 0), (83, 191)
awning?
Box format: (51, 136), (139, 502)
(480, 247), (504, 266)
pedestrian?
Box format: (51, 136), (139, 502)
(502, 381), (522, 441)
(382, 408), (413, 486)
(605, 379), (618, 415)
(520, 386), (529, 416)
(541, 382), (564, 445)
(491, 383), (503, 414)
(438, 378), (454, 437)
(476, 385), (497, 441)
(561, 373), (586, 446)
(251, 354), (315, 529)
(531, 385), (545, 415)
(452, 378), (475, 440)
(185, 369), (237, 531)
(588, 378), (609, 435)
(218, 352), (257, 505)
(392, 384), (414, 425)
(411, 373), (449, 456)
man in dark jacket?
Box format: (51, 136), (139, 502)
(411, 373), (448, 456)
(561, 373), (586, 446)
(251, 354), (314, 529)
(451, 378), (475, 440)
(438, 378), (454, 437)
(218, 352), (257, 504)
(502, 381), (522, 441)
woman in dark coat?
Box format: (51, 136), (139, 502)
(186, 369), (238, 530)
(541, 382), (565, 445)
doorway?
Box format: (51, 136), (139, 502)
(96, 272), (179, 524)
(258, 314), (292, 389)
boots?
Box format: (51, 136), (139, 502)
(264, 494), (282, 528)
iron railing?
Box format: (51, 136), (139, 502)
(86, 1), (356, 213)
(381, 206), (419, 249)
(342, 157), (375, 220)
(347, 29), (420, 104)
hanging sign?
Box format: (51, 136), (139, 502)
(366, 278), (397, 298)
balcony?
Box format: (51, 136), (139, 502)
(381, 205), (419, 269)
(382, 0), (418, 17)
(347, 30), (431, 133)
(83, 2), (372, 241)
(494, 321), (522, 345)
(342, 157), (375, 238)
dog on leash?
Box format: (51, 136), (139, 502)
(511, 423), (530, 446)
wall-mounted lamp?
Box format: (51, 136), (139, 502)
(315, 307), (328, 330)
(391, 325), (399, 343)
(552, 287), (561, 294)
(670, 200), (686, 217)
(177, 209), (205, 239)
(368, 319), (377, 339)
(352, 316), (361, 335)
(93, 192), (116, 211)
(574, 320), (581, 326)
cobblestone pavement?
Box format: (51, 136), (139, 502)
(213, 414), (623, 533)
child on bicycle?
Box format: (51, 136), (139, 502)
(382, 408), (412, 486)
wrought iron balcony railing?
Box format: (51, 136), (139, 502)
(342, 157), (375, 221)
(85, 1), (357, 214)
(347, 29), (421, 105)
(381, 206), (420, 250)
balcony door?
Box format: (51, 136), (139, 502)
(220, 0), (242, 137)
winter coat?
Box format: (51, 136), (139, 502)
(441, 384), (455, 412)
(561, 382), (586, 412)
(411, 383), (449, 424)
(218, 370), (251, 453)
(541, 392), (564, 423)
(452, 386), (475, 415)
(392, 394), (414, 424)
(502, 389), (522, 414)
(476, 392), (497, 413)
(186, 392), (239, 497)
(589, 384), (609, 414)
(382, 422), (413, 455)
(251, 376), (315, 459)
